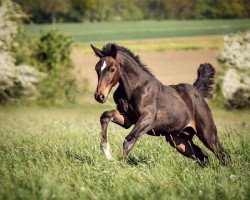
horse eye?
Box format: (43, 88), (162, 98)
(110, 67), (116, 72)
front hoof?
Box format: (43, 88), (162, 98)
(100, 143), (113, 161)
(106, 155), (113, 161)
(123, 138), (134, 159)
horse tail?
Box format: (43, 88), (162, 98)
(193, 63), (215, 98)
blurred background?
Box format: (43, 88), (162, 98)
(0, 0), (249, 108)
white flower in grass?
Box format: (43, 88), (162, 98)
(229, 174), (237, 181)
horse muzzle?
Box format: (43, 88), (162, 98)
(94, 84), (112, 103)
(94, 92), (106, 103)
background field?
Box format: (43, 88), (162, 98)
(25, 19), (250, 43)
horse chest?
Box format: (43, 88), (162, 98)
(116, 98), (129, 113)
(114, 97), (137, 122)
(116, 98), (134, 114)
(114, 87), (136, 116)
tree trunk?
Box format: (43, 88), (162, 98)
(51, 12), (56, 29)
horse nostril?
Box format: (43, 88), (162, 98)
(100, 94), (105, 101)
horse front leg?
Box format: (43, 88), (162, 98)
(100, 110), (132, 160)
(123, 111), (155, 158)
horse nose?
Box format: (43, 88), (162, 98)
(94, 92), (105, 103)
(99, 94), (105, 101)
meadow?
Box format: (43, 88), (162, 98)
(0, 104), (249, 200)
(1, 19), (249, 200)
(25, 19), (250, 43)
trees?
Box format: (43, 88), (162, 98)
(13, 0), (250, 23)
(14, 0), (70, 23)
(195, 0), (244, 19)
(38, 0), (70, 24)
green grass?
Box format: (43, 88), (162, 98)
(25, 19), (250, 43)
(0, 105), (249, 200)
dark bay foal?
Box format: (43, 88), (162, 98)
(91, 43), (230, 166)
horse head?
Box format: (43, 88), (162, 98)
(91, 44), (120, 103)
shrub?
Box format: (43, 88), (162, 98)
(0, 0), (45, 103)
(34, 31), (79, 105)
(216, 31), (250, 109)
(35, 31), (73, 72)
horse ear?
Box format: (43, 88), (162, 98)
(110, 44), (117, 58)
(91, 44), (104, 58)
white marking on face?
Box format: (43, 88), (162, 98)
(101, 61), (107, 71)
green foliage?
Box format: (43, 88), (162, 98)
(0, 1), (85, 105)
(35, 31), (73, 72)
(123, 1), (143, 20)
(13, 0), (250, 23)
(37, 73), (78, 105)
(0, 106), (249, 199)
(34, 31), (79, 105)
(195, 0), (245, 19)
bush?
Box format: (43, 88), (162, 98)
(216, 31), (250, 109)
(34, 31), (79, 105)
(0, 1), (83, 105)
(0, 0), (45, 103)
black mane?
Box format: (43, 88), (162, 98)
(102, 43), (154, 77)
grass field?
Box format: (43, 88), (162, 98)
(2, 19), (250, 200)
(75, 35), (224, 53)
(25, 19), (250, 43)
(0, 105), (249, 200)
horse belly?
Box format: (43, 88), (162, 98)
(152, 108), (190, 135)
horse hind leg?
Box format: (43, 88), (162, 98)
(196, 125), (231, 165)
(165, 132), (209, 166)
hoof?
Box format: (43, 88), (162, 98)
(219, 152), (231, 166)
(100, 143), (112, 161)
(123, 138), (135, 158)
(198, 156), (209, 167)
(106, 155), (114, 161)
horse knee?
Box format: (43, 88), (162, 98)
(100, 111), (113, 124)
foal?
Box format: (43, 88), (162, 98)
(91, 43), (230, 166)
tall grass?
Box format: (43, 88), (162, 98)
(0, 105), (249, 199)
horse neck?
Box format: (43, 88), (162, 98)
(118, 54), (151, 99)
